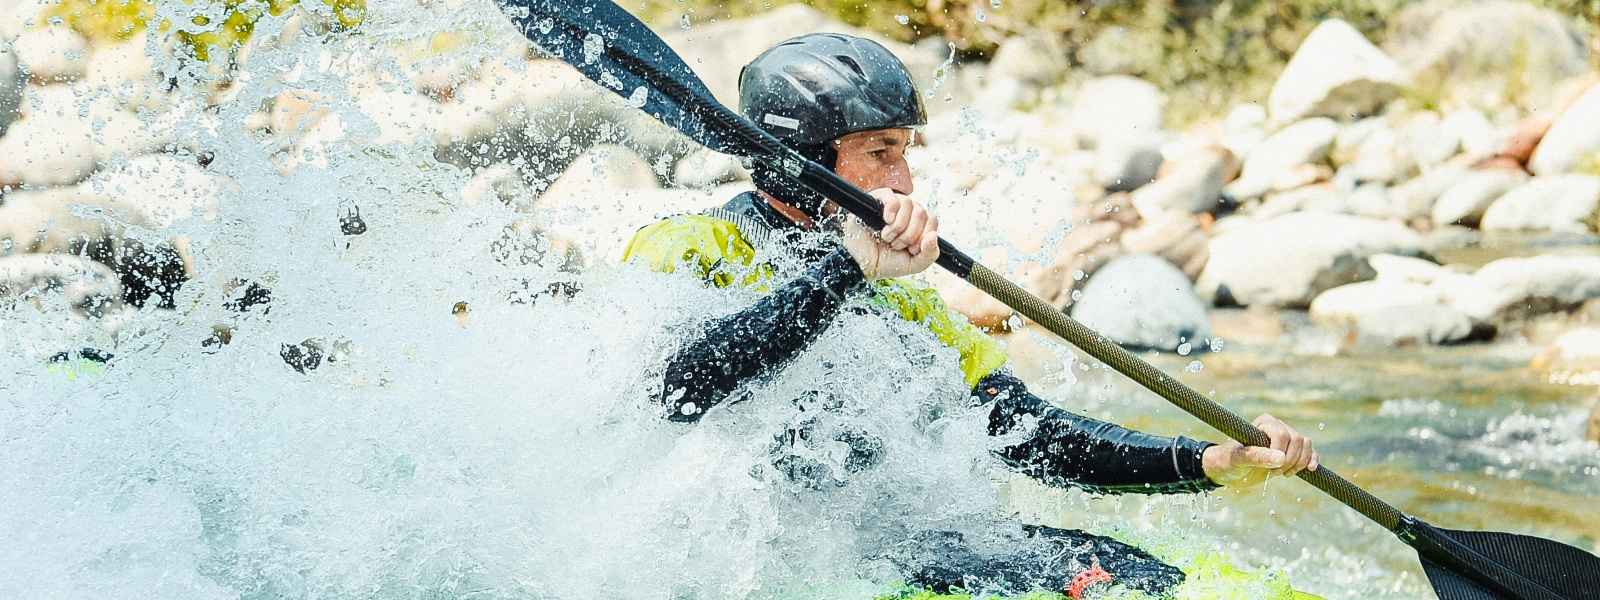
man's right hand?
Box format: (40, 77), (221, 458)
(839, 188), (940, 279)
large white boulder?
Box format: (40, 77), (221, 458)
(13, 24), (87, 83)
(1443, 256), (1600, 324)
(1070, 76), (1165, 149)
(1226, 118), (1340, 200)
(1130, 146), (1233, 215)
(1070, 254), (1212, 353)
(1268, 19), (1407, 125)
(1479, 175), (1600, 233)
(1196, 212), (1424, 307)
(1309, 280), (1477, 346)
(1529, 84), (1600, 177)
(1430, 168), (1528, 227)
(0, 102), (97, 187)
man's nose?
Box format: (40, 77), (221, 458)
(885, 159), (914, 196)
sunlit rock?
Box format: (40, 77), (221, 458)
(1119, 209), (1209, 280)
(1129, 145), (1232, 215)
(0, 99), (97, 187)
(1092, 134), (1163, 192)
(1069, 75), (1164, 150)
(1385, 160), (1472, 223)
(1443, 256), (1600, 324)
(13, 24), (87, 83)
(84, 32), (171, 113)
(1530, 327), (1600, 383)
(1430, 168), (1528, 227)
(1529, 84), (1600, 177)
(1256, 184), (1349, 219)
(1368, 253), (1454, 285)
(1386, 0), (1590, 112)
(1268, 19), (1406, 125)
(1226, 118), (1339, 201)
(1309, 280), (1479, 346)
(1197, 212), (1424, 308)
(1070, 254), (1211, 353)
(1219, 102), (1267, 159)
(0, 186), (189, 308)
(1442, 108), (1499, 161)
(1480, 175), (1600, 233)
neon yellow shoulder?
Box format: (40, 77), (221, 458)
(871, 278), (1008, 388)
(621, 214), (773, 289)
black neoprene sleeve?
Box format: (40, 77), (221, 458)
(660, 248), (866, 421)
(976, 370), (1220, 494)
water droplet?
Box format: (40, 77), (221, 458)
(1208, 338), (1226, 353)
(1070, 289), (1083, 302)
(581, 33), (603, 64)
(1184, 360), (1203, 373)
(895, 14), (909, 25)
(678, 14), (691, 30)
(974, 9), (986, 22)
(627, 86), (648, 108)
(1177, 342), (1192, 356)
(990, 0), (1002, 7)
(1317, 422), (1327, 431)
(1071, 269), (1086, 281)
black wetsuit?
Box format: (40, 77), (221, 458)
(653, 192), (1218, 596)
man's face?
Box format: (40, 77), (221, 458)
(833, 128), (916, 197)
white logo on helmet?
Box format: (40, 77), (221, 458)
(763, 113), (801, 131)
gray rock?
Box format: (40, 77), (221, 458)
(1480, 175), (1600, 233)
(1268, 19), (1407, 125)
(1256, 184), (1349, 218)
(1070, 76), (1164, 149)
(0, 41), (18, 136)
(1070, 254), (1212, 352)
(1309, 280), (1476, 345)
(1430, 168), (1528, 227)
(1227, 118), (1339, 200)
(1129, 146), (1231, 214)
(0, 253), (121, 317)
(1443, 108), (1499, 160)
(1387, 1), (1590, 112)
(1387, 161), (1473, 221)
(13, 24), (86, 83)
(1369, 253), (1453, 284)
(0, 104), (97, 187)
(1529, 84), (1600, 177)
(988, 34), (1070, 87)
(1118, 210), (1210, 279)
(1443, 256), (1600, 324)
(1220, 103), (1267, 159)
(1197, 212), (1424, 307)
(1093, 134), (1163, 192)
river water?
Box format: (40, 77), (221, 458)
(4, 2), (1598, 599)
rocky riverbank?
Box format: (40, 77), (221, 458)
(2, 1), (1598, 438)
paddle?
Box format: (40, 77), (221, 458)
(495, 1), (1600, 598)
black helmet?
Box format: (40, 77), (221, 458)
(738, 33), (926, 209)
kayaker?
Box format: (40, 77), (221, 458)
(622, 32), (1320, 597)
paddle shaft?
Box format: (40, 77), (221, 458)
(798, 161), (1406, 531)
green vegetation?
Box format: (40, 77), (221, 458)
(629, 0), (1599, 126)
(40, 0), (365, 62)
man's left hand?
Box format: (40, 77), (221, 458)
(1200, 413), (1319, 488)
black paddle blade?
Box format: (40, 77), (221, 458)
(1399, 516), (1600, 600)
(497, 0), (765, 158)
